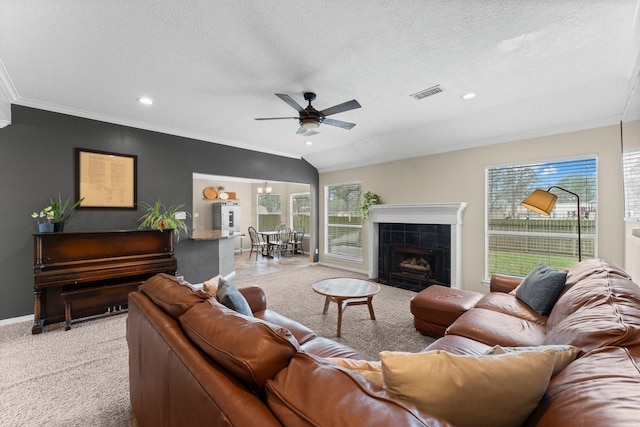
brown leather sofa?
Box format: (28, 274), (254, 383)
(127, 273), (453, 427)
(127, 259), (640, 426)
(423, 258), (640, 426)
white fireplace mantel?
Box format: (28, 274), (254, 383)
(367, 203), (468, 289)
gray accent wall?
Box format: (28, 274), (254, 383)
(0, 105), (319, 320)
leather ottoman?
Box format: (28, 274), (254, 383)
(410, 285), (483, 338)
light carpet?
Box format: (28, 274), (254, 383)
(0, 264), (433, 426)
(234, 264), (435, 356)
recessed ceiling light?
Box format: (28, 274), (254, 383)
(137, 97), (153, 105)
(461, 92), (477, 100)
(305, 141), (313, 146)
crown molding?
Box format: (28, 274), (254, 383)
(12, 97), (302, 160)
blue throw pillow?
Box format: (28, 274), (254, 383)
(516, 262), (567, 315)
(216, 277), (253, 317)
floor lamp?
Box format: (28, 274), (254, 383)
(521, 186), (582, 262)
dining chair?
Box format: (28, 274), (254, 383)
(248, 226), (267, 260)
(289, 226), (305, 255)
(270, 225), (292, 258)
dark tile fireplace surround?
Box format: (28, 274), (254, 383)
(377, 223), (451, 292)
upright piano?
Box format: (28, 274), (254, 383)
(33, 229), (177, 334)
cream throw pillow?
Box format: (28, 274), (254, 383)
(202, 275), (222, 298)
(325, 357), (383, 387)
(380, 349), (555, 427)
(485, 344), (580, 376)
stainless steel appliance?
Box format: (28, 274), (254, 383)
(213, 201), (241, 233)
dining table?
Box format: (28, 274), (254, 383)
(257, 230), (279, 257)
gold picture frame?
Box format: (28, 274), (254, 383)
(76, 148), (137, 209)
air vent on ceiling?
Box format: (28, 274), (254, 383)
(410, 85), (444, 100)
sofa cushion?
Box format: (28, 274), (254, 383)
(179, 298), (300, 390)
(446, 307), (547, 347)
(474, 292), (547, 325)
(380, 349), (555, 427)
(527, 346), (640, 427)
(254, 309), (317, 345)
(300, 336), (375, 360)
(485, 344), (580, 376)
(216, 277), (253, 316)
(139, 273), (210, 319)
(265, 352), (453, 427)
(516, 262), (567, 315)
(325, 357), (383, 386)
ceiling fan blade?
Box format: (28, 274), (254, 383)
(320, 99), (361, 117)
(296, 127), (307, 135)
(322, 118), (356, 130)
(254, 117), (298, 121)
(275, 93), (305, 112)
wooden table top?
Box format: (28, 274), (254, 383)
(312, 277), (380, 298)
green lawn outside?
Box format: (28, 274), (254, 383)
(488, 251), (578, 277)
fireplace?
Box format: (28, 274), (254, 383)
(367, 203), (467, 290)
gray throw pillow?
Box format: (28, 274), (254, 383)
(216, 277), (253, 317)
(516, 262), (567, 315)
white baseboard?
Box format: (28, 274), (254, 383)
(317, 262), (368, 276)
(0, 314), (33, 326)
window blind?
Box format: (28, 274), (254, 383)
(257, 194), (282, 231)
(290, 193), (310, 233)
(623, 149), (640, 220)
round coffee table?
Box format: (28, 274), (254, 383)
(312, 278), (381, 337)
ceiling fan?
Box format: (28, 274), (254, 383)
(255, 92), (361, 134)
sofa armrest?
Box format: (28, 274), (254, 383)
(490, 274), (523, 293)
(239, 286), (267, 313)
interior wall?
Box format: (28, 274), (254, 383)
(623, 119), (640, 281)
(0, 105), (318, 321)
(319, 124), (626, 292)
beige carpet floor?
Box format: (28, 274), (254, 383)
(0, 264), (433, 426)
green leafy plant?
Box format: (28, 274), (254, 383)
(31, 195), (84, 223)
(137, 200), (190, 235)
(359, 191), (382, 222)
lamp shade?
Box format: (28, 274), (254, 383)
(521, 189), (558, 216)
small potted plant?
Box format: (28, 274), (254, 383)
(31, 206), (56, 233)
(31, 195), (84, 232)
(137, 200), (190, 238)
(359, 191), (382, 222)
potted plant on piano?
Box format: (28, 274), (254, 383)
(32, 194), (84, 232)
(137, 200), (190, 240)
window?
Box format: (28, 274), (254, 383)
(623, 149), (640, 220)
(486, 157), (597, 277)
(257, 194), (281, 231)
(290, 192), (310, 233)
(325, 182), (363, 260)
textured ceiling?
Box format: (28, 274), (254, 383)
(1, 1), (639, 172)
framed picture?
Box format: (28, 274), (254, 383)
(75, 148), (137, 209)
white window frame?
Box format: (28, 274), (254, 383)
(290, 192), (310, 233)
(324, 181), (363, 262)
(485, 156), (598, 279)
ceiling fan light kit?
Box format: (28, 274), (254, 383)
(255, 92), (361, 134)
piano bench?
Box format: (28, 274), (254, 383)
(61, 282), (140, 330)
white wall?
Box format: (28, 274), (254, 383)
(319, 124), (626, 293)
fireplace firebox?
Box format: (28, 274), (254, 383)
(377, 223), (451, 292)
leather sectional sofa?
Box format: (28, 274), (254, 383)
(127, 258), (640, 426)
